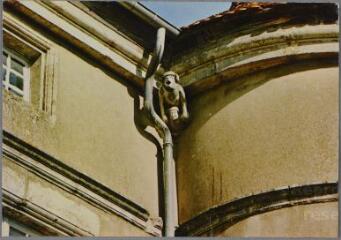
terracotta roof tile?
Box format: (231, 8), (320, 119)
(181, 2), (281, 30)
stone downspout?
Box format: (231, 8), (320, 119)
(144, 27), (177, 237)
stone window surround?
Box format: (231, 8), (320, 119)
(3, 12), (58, 118)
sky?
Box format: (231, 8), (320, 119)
(140, 1), (232, 28)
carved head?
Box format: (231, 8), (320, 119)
(162, 71), (179, 91)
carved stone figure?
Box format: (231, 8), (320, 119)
(158, 71), (189, 130)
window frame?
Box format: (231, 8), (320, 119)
(3, 12), (58, 116)
(2, 48), (31, 102)
(2, 218), (41, 237)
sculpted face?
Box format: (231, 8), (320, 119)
(163, 74), (177, 91)
(159, 70), (188, 127)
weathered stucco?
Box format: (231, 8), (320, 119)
(52, 44), (160, 216)
(2, 8), (161, 236)
(176, 66), (338, 224)
(3, 44), (160, 216)
(2, 158), (150, 236)
(171, 13), (339, 235)
(2, 1), (338, 237)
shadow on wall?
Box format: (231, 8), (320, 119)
(186, 56), (338, 133)
(127, 87), (165, 224)
(19, 8), (165, 221)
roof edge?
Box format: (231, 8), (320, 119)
(119, 2), (180, 38)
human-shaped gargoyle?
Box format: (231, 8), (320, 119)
(158, 71), (189, 130)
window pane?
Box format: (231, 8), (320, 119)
(9, 72), (23, 90)
(3, 52), (7, 66)
(9, 226), (26, 236)
(11, 57), (24, 75)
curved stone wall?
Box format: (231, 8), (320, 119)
(176, 66), (338, 224)
(174, 16), (338, 236)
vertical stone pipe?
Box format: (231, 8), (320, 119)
(143, 27), (177, 236)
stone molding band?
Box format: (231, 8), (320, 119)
(3, 0), (150, 89)
(175, 182), (338, 236)
(2, 189), (93, 236)
(186, 51), (338, 97)
(170, 22), (338, 97)
(174, 25), (338, 77)
(2, 131), (162, 236)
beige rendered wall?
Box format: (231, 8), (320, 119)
(49, 44), (159, 216)
(2, 11), (160, 228)
(2, 158), (150, 236)
(176, 66), (338, 225)
(218, 202), (338, 237)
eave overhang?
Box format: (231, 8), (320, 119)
(3, 1), (339, 96)
(168, 2), (339, 97)
(3, 0), (171, 91)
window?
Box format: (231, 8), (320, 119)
(2, 49), (30, 101)
(9, 226), (30, 237)
(3, 13), (58, 115)
(2, 218), (41, 237)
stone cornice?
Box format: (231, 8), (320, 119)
(171, 24), (339, 97)
(2, 189), (94, 236)
(3, 0), (160, 89)
(41, 0), (148, 66)
(2, 131), (162, 236)
(172, 3), (337, 54)
(4, 1), (337, 95)
(176, 183), (338, 236)
(173, 25), (338, 75)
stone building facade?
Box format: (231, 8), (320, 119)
(1, 1), (339, 237)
